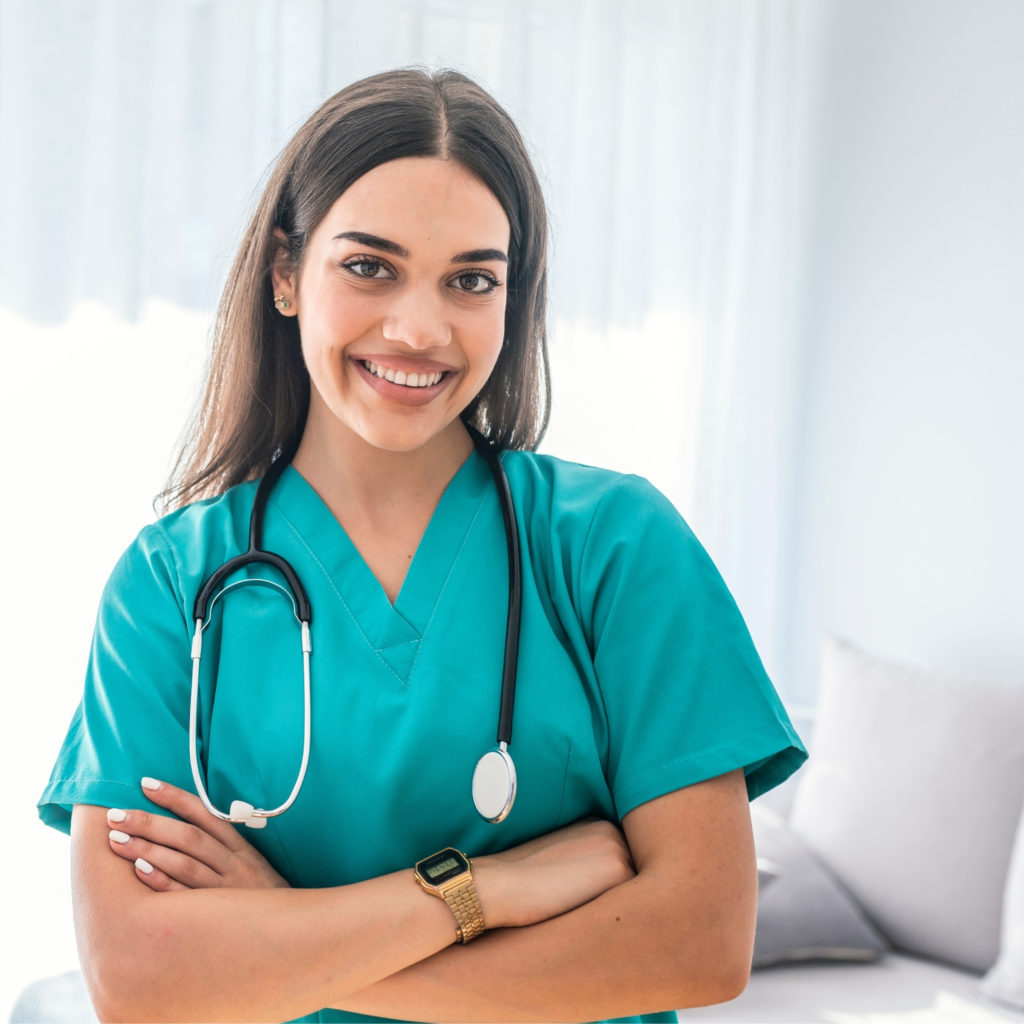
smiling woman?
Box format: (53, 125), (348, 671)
(37, 68), (805, 1024)
(280, 157), (510, 483)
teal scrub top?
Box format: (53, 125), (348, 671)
(40, 450), (807, 1024)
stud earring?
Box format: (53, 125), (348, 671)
(274, 294), (291, 311)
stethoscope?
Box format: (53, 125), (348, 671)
(188, 426), (522, 829)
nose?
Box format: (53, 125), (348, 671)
(381, 281), (452, 350)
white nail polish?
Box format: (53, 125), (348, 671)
(141, 777), (161, 791)
(135, 858), (154, 874)
(107, 808), (127, 823)
(109, 830), (131, 844)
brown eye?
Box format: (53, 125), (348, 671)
(453, 271), (499, 294)
(342, 257), (394, 280)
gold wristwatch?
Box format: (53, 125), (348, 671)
(414, 847), (485, 943)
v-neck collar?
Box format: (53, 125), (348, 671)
(266, 451), (493, 679)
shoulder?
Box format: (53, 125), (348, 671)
(500, 450), (684, 531)
(152, 479), (256, 551)
(500, 450), (696, 556)
(498, 451), (713, 620)
(112, 481), (259, 605)
(501, 451), (733, 622)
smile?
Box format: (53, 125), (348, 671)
(361, 360), (446, 388)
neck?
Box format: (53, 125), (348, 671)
(291, 415), (474, 520)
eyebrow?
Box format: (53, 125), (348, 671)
(452, 248), (508, 265)
(332, 231), (507, 265)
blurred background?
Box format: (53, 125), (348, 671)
(1, 0), (1022, 1014)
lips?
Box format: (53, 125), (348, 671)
(361, 359), (445, 389)
(352, 355), (456, 406)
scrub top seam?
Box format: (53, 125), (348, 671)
(573, 480), (638, 734)
(402, 487), (490, 684)
(45, 775), (146, 791)
(270, 485), (489, 688)
(270, 502), (412, 683)
(150, 520), (197, 643)
(611, 723), (800, 807)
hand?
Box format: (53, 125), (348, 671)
(473, 818), (636, 929)
(105, 778), (290, 892)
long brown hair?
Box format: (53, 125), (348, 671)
(162, 68), (550, 512)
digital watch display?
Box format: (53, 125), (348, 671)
(419, 849), (469, 885)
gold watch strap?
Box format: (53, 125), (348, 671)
(444, 877), (485, 943)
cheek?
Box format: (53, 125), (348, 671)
(298, 293), (377, 363)
(465, 306), (508, 376)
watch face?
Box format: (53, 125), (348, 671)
(419, 848), (469, 885)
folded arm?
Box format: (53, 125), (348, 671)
(74, 768), (755, 1022)
(73, 803), (634, 1022)
(340, 770), (757, 1021)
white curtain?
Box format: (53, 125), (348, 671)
(1, 0), (805, 1002)
(1, 0), (804, 674)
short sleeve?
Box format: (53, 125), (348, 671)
(38, 525), (195, 833)
(577, 476), (806, 819)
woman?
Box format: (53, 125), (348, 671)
(39, 69), (805, 1023)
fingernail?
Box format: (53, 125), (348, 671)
(135, 858), (154, 874)
(141, 777), (161, 791)
(107, 808), (127, 823)
(109, 830), (131, 844)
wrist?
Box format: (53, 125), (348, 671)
(413, 848), (486, 943)
(469, 855), (509, 929)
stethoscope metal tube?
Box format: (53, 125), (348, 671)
(189, 445), (314, 829)
(188, 427), (522, 828)
(189, 588), (312, 828)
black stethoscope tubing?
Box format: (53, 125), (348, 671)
(193, 446), (312, 626)
(478, 428), (521, 750)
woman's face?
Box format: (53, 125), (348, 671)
(275, 156), (511, 457)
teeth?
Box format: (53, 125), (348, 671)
(363, 360), (443, 388)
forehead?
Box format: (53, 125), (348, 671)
(318, 157), (510, 252)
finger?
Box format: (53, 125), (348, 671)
(107, 807), (231, 876)
(140, 778), (249, 851)
(108, 827), (222, 889)
(133, 856), (189, 893)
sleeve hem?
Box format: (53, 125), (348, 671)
(39, 778), (181, 836)
(612, 732), (808, 821)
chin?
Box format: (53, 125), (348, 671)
(355, 416), (465, 456)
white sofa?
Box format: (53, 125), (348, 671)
(14, 639), (1024, 1024)
(682, 638), (1024, 1024)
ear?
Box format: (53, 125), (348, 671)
(271, 228), (299, 316)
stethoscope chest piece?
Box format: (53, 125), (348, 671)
(472, 743), (517, 823)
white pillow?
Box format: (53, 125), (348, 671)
(790, 637), (1024, 973)
(982, 799), (1024, 1010)
(751, 805), (888, 967)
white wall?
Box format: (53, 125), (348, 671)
(0, 303), (210, 1017)
(785, 0), (1024, 704)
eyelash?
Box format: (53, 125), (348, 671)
(339, 257), (502, 295)
(341, 257), (393, 281)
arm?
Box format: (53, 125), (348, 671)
(73, 804), (633, 1023)
(94, 769), (756, 1022)
(341, 769), (757, 1022)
